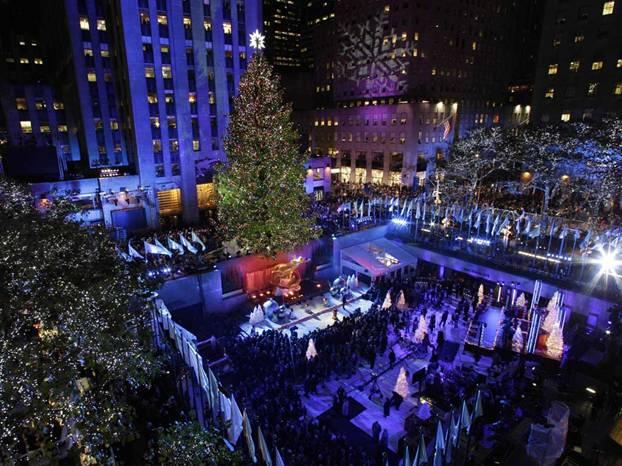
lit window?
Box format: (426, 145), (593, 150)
(150, 117), (160, 128)
(188, 93), (196, 103)
(53, 101), (64, 110)
(147, 93), (158, 104)
(20, 121), (32, 133)
(183, 17), (192, 28)
(431, 68), (437, 75)
(552, 38), (561, 47)
(414, 32), (419, 41)
(401, 32), (407, 41)
(548, 64), (558, 75)
(164, 95), (174, 104)
(110, 119), (119, 130)
(162, 66), (172, 79)
(602, 1), (615, 15)
(145, 67), (155, 78)
(561, 113), (571, 122)
(101, 49), (110, 58)
(614, 83), (622, 95)
(223, 21), (232, 34)
(472, 41), (477, 51)
(170, 139), (179, 152)
(80, 16), (89, 30)
(157, 15), (168, 25)
(84, 48), (93, 56)
(161, 45), (169, 54)
(569, 61), (580, 72)
(58, 124), (68, 132)
(40, 125), (51, 133)
(192, 140), (200, 151)
(97, 19), (106, 31)
(204, 19), (212, 31)
(574, 34), (584, 43)
(33, 58), (43, 65)
(87, 71), (97, 82)
(152, 139), (162, 152)
(35, 100), (46, 110)
(19, 57), (29, 64)
(545, 88), (555, 99)
(592, 61), (604, 70)
(618, 59), (622, 68)
(587, 82), (599, 95)
(384, 5), (390, 12)
(15, 98), (27, 110)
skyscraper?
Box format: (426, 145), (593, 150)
(3, 0), (262, 229)
(531, 0), (622, 123)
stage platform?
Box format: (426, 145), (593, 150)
(238, 285), (374, 338)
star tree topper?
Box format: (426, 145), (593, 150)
(249, 29), (265, 50)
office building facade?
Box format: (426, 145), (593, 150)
(532, 0), (622, 123)
(304, 0), (541, 187)
(10, 0), (262, 230)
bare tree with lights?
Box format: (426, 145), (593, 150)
(445, 127), (510, 202)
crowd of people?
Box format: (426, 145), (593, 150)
(216, 270), (551, 465)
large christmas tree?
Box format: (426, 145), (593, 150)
(218, 53), (317, 256)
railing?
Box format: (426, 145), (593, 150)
(150, 298), (277, 464)
(333, 198), (620, 300)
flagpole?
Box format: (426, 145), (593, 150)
(555, 234), (566, 276)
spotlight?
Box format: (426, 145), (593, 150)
(598, 249), (621, 276)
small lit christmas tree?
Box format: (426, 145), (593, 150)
(306, 338), (318, 360)
(382, 291), (392, 309)
(414, 315), (428, 343)
(542, 291), (560, 332)
(512, 326), (524, 353)
(249, 306), (264, 326)
(547, 323), (564, 360)
(394, 366), (410, 399)
(396, 290), (407, 310)
(477, 284), (485, 305)
(218, 53), (317, 256)
(516, 292), (527, 309)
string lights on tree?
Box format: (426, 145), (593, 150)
(217, 48), (317, 257)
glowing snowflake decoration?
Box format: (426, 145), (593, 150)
(249, 30), (265, 50)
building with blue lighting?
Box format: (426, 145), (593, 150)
(2, 0), (262, 230)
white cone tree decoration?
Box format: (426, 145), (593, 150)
(394, 366), (410, 399)
(249, 306), (265, 326)
(396, 290), (407, 310)
(512, 326), (524, 353)
(382, 291), (392, 309)
(414, 315), (428, 343)
(516, 292), (527, 309)
(547, 323), (564, 360)
(305, 338), (318, 360)
(477, 284), (485, 305)
(542, 292), (560, 332)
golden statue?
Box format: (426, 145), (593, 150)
(270, 256), (306, 295)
